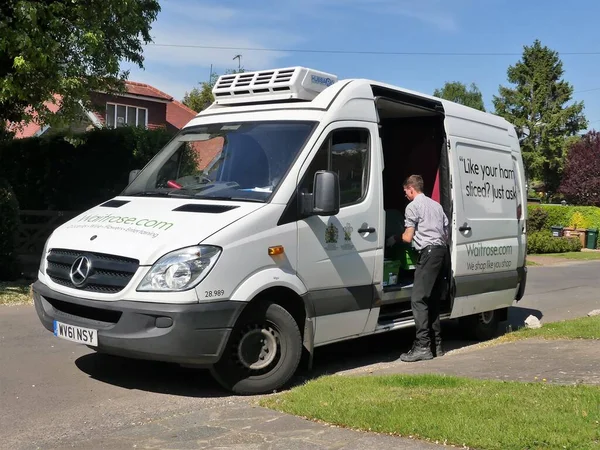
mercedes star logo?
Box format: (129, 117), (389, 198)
(69, 256), (91, 287)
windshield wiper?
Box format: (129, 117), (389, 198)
(129, 191), (171, 197)
(128, 190), (196, 198)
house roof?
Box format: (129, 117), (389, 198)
(9, 94), (63, 138)
(167, 99), (197, 129)
(8, 82), (198, 138)
(123, 81), (173, 101)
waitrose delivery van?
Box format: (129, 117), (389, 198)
(33, 67), (527, 394)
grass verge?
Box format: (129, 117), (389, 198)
(0, 281), (33, 306)
(491, 315), (600, 346)
(261, 374), (600, 450)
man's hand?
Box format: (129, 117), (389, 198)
(386, 235), (397, 247)
(402, 227), (415, 244)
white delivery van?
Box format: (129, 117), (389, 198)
(33, 67), (528, 395)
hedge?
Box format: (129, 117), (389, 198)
(0, 127), (175, 211)
(527, 231), (582, 254)
(527, 204), (600, 248)
(0, 178), (20, 280)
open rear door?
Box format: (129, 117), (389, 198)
(443, 108), (521, 318)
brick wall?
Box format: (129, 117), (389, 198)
(89, 92), (168, 129)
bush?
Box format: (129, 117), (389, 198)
(527, 207), (549, 232)
(527, 231), (582, 254)
(0, 178), (20, 280)
(0, 127), (175, 211)
(527, 204), (600, 248)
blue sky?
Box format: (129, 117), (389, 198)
(122, 0), (600, 131)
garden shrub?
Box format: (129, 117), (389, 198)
(568, 211), (591, 229)
(527, 204), (600, 248)
(527, 207), (549, 232)
(0, 126), (175, 211)
(527, 231), (582, 254)
(0, 178), (20, 280)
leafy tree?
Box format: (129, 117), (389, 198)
(183, 72), (219, 113)
(433, 81), (486, 111)
(493, 39), (587, 193)
(1, 0), (161, 127)
(559, 131), (600, 206)
(183, 68), (245, 112)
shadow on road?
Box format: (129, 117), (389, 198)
(75, 353), (227, 398)
(74, 304), (543, 396)
(506, 306), (544, 331)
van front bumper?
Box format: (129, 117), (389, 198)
(32, 280), (245, 366)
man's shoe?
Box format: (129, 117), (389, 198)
(434, 343), (444, 357)
(400, 344), (434, 362)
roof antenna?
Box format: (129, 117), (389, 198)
(233, 54), (242, 71)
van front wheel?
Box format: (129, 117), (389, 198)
(210, 301), (302, 395)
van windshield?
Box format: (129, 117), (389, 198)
(122, 120), (317, 202)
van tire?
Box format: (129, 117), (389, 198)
(459, 310), (500, 341)
(210, 301), (302, 395)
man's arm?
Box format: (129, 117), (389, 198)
(402, 227), (415, 243)
(443, 212), (449, 242)
(402, 203), (418, 244)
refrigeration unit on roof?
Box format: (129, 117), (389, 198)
(211, 66), (338, 105)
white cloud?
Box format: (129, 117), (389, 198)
(391, 6), (458, 32)
(140, 1), (302, 69)
(143, 26), (295, 70)
(303, 0), (459, 32)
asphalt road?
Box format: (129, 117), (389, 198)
(1, 261), (599, 449)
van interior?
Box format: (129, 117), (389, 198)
(374, 87), (453, 325)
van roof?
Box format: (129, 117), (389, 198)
(192, 67), (513, 132)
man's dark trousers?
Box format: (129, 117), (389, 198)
(411, 245), (448, 348)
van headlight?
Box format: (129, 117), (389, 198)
(39, 234), (52, 275)
(137, 246), (221, 292)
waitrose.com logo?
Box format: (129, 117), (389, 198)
(77, 213), (174, 231)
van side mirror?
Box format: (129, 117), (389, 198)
(129, 169), (141, 185)
(301, 171), (340, 217)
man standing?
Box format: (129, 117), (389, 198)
(386, 175), (449, 362)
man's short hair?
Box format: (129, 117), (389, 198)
(403, 175), (424, 192)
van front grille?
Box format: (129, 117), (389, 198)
(46, 249), (139, 294)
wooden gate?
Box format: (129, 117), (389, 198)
(16, 210), (81, 268)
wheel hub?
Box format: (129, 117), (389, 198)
(479, 311), (494, 325)
(237, 326), (279, 370)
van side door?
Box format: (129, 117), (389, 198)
(296, 121), (382, 345)
(446, 119), (521, 317)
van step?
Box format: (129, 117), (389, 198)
(377, 301), (413, 323)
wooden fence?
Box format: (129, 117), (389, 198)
(16, 210), (81, 271)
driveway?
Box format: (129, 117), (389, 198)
(1, 261), (599, 449)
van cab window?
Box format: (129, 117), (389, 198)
(301, 128), (370, 207)
(123, 121), (317, 202)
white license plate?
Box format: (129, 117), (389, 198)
(53, 321), (98, 347)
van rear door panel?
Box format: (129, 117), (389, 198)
(445, 116), (521, 317)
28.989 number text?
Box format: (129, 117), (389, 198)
(205, 290), (225, 298)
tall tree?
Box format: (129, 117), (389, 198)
(182, 72), (219, 113)
(559, 131), (600, 206)
(183, 68), (245, 112)
(1, 0), (160, 127)
(433, 81), (486, 111)
(493, 39), (587, 193)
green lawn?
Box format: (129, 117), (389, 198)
(261, 374), (600, 450)
(491, 315), (600, 345)
(0, 281), (32, 306)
